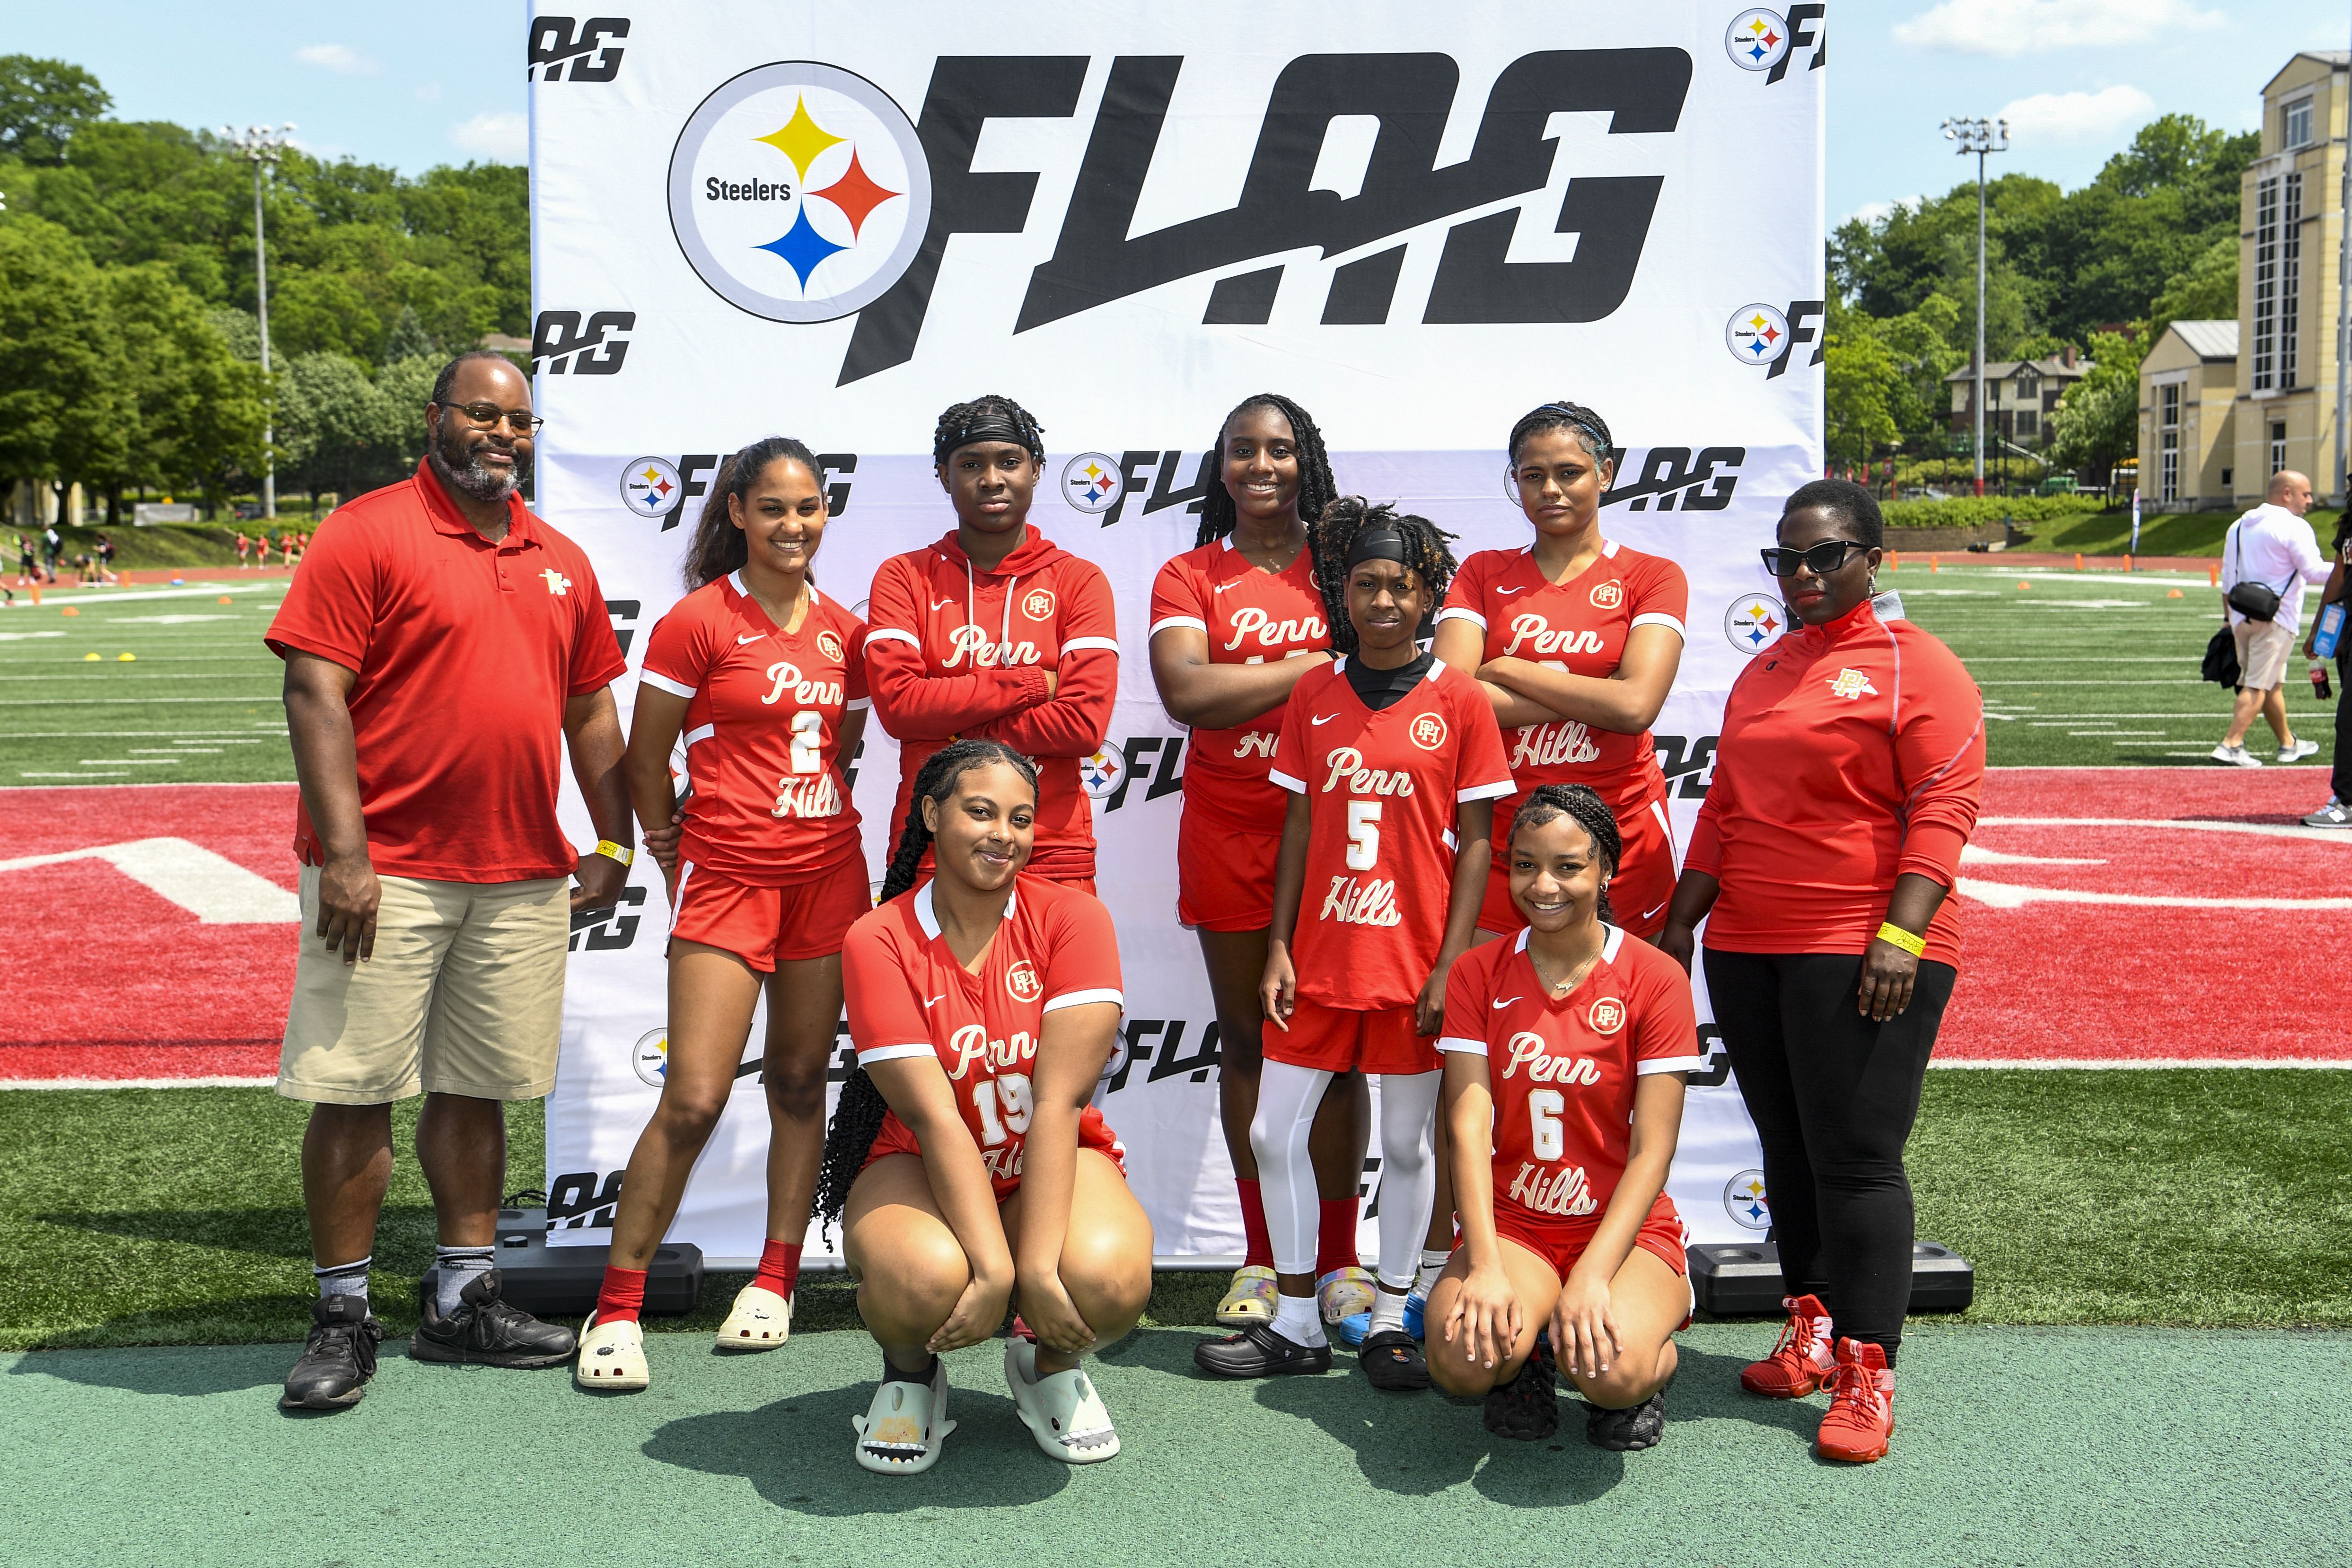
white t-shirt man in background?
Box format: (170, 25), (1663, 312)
(2214, 469), (2331, 768)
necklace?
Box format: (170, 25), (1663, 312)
(1528, 941), (1602, 998)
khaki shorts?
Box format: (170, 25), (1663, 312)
(278, 869), (570, 1105)
(2235, 617), (2296, 691)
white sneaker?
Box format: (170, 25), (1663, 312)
(1005, 1337), (1121, 1463)
(2279, 738), (2321, 764)
(2211, 743), (2263, 768)
(714, 1282), (790, 1350)
(2303, 799), (2352, 828)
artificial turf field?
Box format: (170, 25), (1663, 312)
(0, 561), (2347, 1565)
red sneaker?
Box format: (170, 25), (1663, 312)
(1815, 1338), (1895, 1463)
(1740, 1293), (1835, 1398)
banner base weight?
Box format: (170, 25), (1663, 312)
(494, 1207), (704, 1317)
(1687, 1241), (1974, 1316)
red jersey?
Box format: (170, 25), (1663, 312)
(865, 526), (1118, 881)
(1268, 659), (1514, 1010)
(843, 875), (1123, 1198)
(1148, 538), (1332, 833)
(638, 573), (868, 885)
(1436, 540), (1687, 822)
(1686, 598), (1984, 969)
(1439, 926), (1703, 1226)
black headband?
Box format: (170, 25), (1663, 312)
(937, 414), (1040, 463)
(1346, 525), (1410, 568)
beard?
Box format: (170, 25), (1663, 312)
(427, 414), (530, 504)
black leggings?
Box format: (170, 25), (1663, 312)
(1703, 948), (1957, 1367)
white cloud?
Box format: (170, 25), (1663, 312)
(1894, 0), (2224, 57)
(1844, 196), (1923, 227)
(450, 112), (528, 162)
(1998, 85), (2158, 145)
(294, 43), (377, 75)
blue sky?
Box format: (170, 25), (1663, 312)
(16, 0), (2352, 221)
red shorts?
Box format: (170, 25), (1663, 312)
(1480, 790), (1679, 940)
(668, 854), (871, 970)
(1492, 1190), (1688, 1285)
(862, 1105), (1127, 1202)
(1177, 818), (1279, 931)
(1264, 999), (1438, 1075)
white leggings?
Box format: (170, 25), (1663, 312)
(1250, 1061), (1442, 1290)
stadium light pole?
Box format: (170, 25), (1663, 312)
(2336, 42), (2351, 508)
(219, 124), (296, 521)
(1943, 116), (2009, 498)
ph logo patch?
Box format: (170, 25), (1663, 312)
(1409, 712), (1449, 752)
(1005, 960), (1044, 1004)
(542, 569), (574, 596)
(1588, 579), (1624, 611)
(816, 629), (846, 664)
(1587, 997), (1625, 1035)
(1021, 587), (1056, 622)
(1827, 667), (1878, 701)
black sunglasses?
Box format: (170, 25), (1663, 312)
(1759, 540), (1868, 578)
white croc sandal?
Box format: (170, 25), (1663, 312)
(575, 1312), (649, 1392)
(1005, 1338), (1120, 1464)
(851, 1359), (955, 1475)
(1216, 1265), (1279, 1326)
(715, 1283), (791, 1350)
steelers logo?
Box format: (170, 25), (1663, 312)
(1726, 303), (1790, 367)
(1587, 997), (1626, 1035)
(1061, 453), (1123, 515)
(1409, 712), (1448, 752)
(1725, 9), (1791, 72)
(1724, 1169), (1772, 1231)
(1005, 959), (1044, 1004)
(816, 629), (845, 663)
(619, 457), (682, 519)
(1079, 745), (1125, 799)
(1724, 594), (1785, 654)
(1588, 579), (1624, 611)
(1021, 587), (1056, 622)
(632, 1028), (670, 1087)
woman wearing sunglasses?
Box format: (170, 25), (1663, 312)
(1654, 479), (1983, 1466)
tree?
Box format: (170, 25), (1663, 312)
(0, 55), (109, 165)
(88, 264), (268, 520)
(0, 215), (120, 514)
(276, 351), (388, 510)
(2045, 330), (2144, 483)
(2146, 235), (2236, 345)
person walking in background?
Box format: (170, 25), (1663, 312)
(2302, 510), (2350, 826)
(42, 523), (62, 582)
(1656, 479), (1983, 1465)
(2214, 470), (2330, 768)
(95, 531), (116, 585)
(236, 531), (252, 569)
(18, 532), (40, 586)
(265, 349), (634, 1413)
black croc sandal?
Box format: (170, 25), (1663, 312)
(1584, 1389), (1667, 1452)
(1483, 1337), (1559, 1440)
(1360, 1329), (1431, 1392)
(1192, 1322), (1334, 1380)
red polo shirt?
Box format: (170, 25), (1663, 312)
(265, 460), (627, 883)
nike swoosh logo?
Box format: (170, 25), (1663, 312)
(1310, 714), (1336, 725)
(930, 598), (957, 611)
(921, 994), (946, 1008)
(1641, 901), (1669, 919)
(737, 634), (763, 644)
(1214, 580), (1240, 594)
(1497, 586), (1526, 595)
(1493, 997), (1522, 1009)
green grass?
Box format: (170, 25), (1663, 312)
(4, 1075), (2346, 1352)
(1892, 561), (2337, 768)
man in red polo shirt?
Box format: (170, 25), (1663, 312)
(266, 350), (634, 1413)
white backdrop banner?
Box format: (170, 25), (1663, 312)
(530, 1), (1826, 1264)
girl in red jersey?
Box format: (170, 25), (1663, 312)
(1426, 785), (1703, 1450)
(1147, 394), (1374, 1331)
(1434, 402), (1687, 941)
(1194, 499), (1513, 1389)
(865, 396), (1118, 890)
(1659, 480), (1983, 1465)
(812, 739), (1152, 1474)
(576, 438), (872, 1391)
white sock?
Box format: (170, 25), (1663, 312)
(1249, 1060), (1336, 1277)
(1368, 1287), (1409, 1336)
(1373, 1071), (1442, 1294)
(1272, 1291), (1326, 1348)
(435, 1246), (494, 1314)
(314, 1255), (369, 1305)
(1417, 1248), (1451, 1295)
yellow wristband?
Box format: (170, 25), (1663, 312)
(1874, 921), (1926, 957)
(594, 840), (634, 867)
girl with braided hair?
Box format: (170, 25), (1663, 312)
(1427, 784), (1701, 1452)
(1195, 498), (1512, 1390)
(864, 395), (1119, 890)
(579, 438), (870, 1392)
(1146, 394), (1373, 1331)
(813, 738), (1150, 1475)
(1433, 401), (1688, 941)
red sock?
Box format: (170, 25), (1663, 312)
(1316, 1197), (1359, 1279)
(1236, 1179), (1274, 1269)
(753, 1239), (802, 1298)
(595, 1265), (647, 1326)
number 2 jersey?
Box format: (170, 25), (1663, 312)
(843, 874), (1124, 1199)
(638, 573), (868, 884)
(1268, 658), (1513, 1010)
(1439, 926), (1703, 1226)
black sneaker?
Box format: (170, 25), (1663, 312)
(1584, 1389), (1667, 1451)
(1193, 1322), (1333, 1379)
(280, 1295), (384, 1411)
(1483, 1337), (1559, 1440)
(410, 1269), (577, 1368)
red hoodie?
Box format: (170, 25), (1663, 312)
(1685, 596), (1983, 969)
(864, 525), (1119, 882)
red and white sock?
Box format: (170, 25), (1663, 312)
(595, 1265), (647, 1327)
(753, 1239), (802, 1299)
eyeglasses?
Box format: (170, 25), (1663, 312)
(1759, 540), (1866, 578)
(445, 402), (544, 433)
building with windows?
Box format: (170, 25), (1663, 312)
(2138, 321), (2238, 509)
(1944, 349), (2092, 454)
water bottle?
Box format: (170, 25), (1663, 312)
(2314, 661), (2335, 701)
(2314, 600), (2344, 659)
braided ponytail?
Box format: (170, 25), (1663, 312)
(1309, 496), (1459, 657)
(1509, 783), (1623, 926)
(812, 738), (1042, 1231)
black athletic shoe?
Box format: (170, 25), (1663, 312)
(1483, 1338), (1559, 1440)
(1193, 1322), (1333, 1379)
(1584, 1390), (1667, 1452)
(280, 1295), (384, 1412)
(410, 1269), (576, 1368)
(1360, 1328), (1431, 1392)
